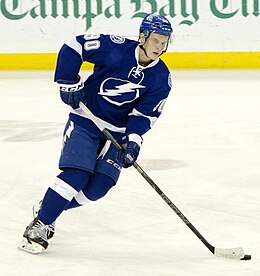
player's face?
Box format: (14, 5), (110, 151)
(142, 32), (170, 60)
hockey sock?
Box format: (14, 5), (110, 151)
(38, 187), (68, 225)
(82, 172), (115, 201)
(65, 172), (115, 211)
(65, 189), (92, 210)
(64, 198), (81, 210)
(38, 168), (90, 224)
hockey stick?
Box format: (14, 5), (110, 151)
(79, 102), (251, 260)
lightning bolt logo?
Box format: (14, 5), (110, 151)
(98, 78), (145, 106)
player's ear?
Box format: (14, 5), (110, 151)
(139, 33), (146, 45)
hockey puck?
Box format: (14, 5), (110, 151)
(241, 254), (251, 260)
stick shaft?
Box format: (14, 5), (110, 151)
(79, 102), (215, 254)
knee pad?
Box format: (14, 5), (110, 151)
(83, 173), (115, 201)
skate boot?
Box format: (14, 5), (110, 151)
(33, 200), (55, 240)
(18, 217), (48, 254)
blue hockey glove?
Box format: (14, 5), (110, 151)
(118, 134), (143, 168)
(58, 77), (87, 109)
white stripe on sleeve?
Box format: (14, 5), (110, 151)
(129, 108), (157, 128)
(65, 37), (83, 60)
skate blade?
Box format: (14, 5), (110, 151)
(18, 238), (45, 254)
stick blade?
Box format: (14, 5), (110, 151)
(214, 247), (244, 259)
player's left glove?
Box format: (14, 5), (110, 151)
(58, 76), (87, 109)
(118, 134), (143, 168)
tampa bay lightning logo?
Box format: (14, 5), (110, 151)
(110, 35), (125, 44)
(98, 78), (145, 106)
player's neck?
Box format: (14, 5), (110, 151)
(138, 45), (153, 66)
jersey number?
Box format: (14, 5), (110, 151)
(84, 34), (100, 51)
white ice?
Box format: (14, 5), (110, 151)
(0, 70), (259, 276)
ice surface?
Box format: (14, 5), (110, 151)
(0, 70), (259, 275)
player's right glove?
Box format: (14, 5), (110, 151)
(58, 76), (87, 109)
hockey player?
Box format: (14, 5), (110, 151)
(19, 13), (173, 254)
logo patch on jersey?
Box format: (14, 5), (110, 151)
(98, 78), (145, 106)
(110, 35), (125, 44)
(128, 67), (144, 84)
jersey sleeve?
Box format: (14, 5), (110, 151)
(126, 71), (172, 137)
(54, 34), (115, 83)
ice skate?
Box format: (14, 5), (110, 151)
(33, 200), (55, 240)
(18, 217), (49, 254)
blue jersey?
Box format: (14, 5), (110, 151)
(54, 34), (172, 140)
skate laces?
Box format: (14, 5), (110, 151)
(29, 219), (47, 240)
(33, 200), (55, 239)
(45, 224), (55, 235)
(33, 220), (45, 228)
